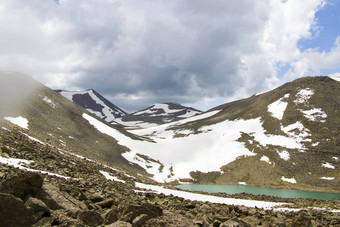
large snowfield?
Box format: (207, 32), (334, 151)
(82, 86), (336, 183)
(83, 105), (308, 182)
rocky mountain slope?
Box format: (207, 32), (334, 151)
(56, 89), (127, 123)
(1, 72), (340, 226)
(0, 72), (143, 174)
(1, 120), (340, 226)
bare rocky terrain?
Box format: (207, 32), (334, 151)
(1, 123), (340, 226)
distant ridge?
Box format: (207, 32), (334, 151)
(117, 102), (202, 128)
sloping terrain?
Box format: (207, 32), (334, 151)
(114, 76), (340, 192)
(57, 89), (127, 123)
(117, 103), (202, 128)
(0, 72), (141, 173)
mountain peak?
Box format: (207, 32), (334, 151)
(57, 89), (127, 122)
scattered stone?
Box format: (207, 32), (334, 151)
(89, 192), (104, 203)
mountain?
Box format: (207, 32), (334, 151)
(118, 76), (340, 192)
(116, 103), (202, 128)
(57, 90), (201, 129)
(1, 72), (340, 225)
(56, 89), (127, 123)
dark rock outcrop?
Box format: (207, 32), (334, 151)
(0, 172), (43, 200)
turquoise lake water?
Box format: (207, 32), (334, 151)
(175, 184), (340, 200)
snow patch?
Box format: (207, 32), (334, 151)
(1, 127), (11, 132)
(238, 182), (247, 185)
(281, 176), (297, 184)
(322, 162), (335, 169)
(4, 116), (28, 129)
(328, 73), (340, 82)
(114, 118), (158, 129)
(260, 155), (272, 164)
(312, 142), (320, 147)
(43, 96), (56, 108)
(177, 109), (201, 118)
(333, 157), (339, 161)
(320, 177), (334, 180)
(20, 132), (45, 145)
(294, 88), (314, 104)
(301, 108), (327, 123)
(133, 103), (184, 116)
(0, 156), (70, 179)
(281, 121), (311, 145)
(277, 150), (290, 161)
(99, 170), (126, 183)
(135, 182), (286, 209)
(267, 94), (289, 120)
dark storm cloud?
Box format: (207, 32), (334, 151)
(0, 0), (328, 111)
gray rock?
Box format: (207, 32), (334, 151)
(36, 183), (87, 211)
(25, 197), (50, 222)
(0, 193), (35, 226)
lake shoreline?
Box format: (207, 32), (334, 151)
(174, 184), (340, 201)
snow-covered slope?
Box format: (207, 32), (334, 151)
(118, 102), (201, 128)
(84, 76), (340, 192)
(56, 89), (127, 123)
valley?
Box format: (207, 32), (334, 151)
(1, 71), (340, 226)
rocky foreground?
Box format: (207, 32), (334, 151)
(1, 124), (340, 226)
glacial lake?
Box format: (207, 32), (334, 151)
(175, 184), (340, 200)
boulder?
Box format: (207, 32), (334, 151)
(76, 210), (104, 226)
(0, 193), (35, 226)
(0, 172), (43, 200)
(25, 197), (50, 222)
(119, 203), (163, 226)
(36, 183), (87, 211)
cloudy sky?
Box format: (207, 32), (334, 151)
(0, 0), (339, 111)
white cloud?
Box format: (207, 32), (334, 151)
(0, 0), (335, 111)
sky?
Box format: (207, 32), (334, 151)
(0, 0), (339, 112)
